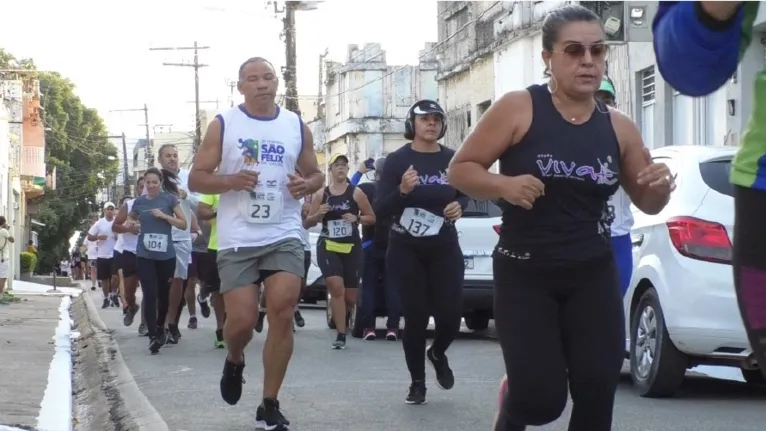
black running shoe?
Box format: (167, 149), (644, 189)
(294, 310), (305, 328)
(123, 304), (139, 327)
(90, 285), (96, 291)
(101, 298), (109, 309)
(197, 294), (211, 318)
(166, 326), (180, 344)
(188, 316), (198, 329)
(255, 398), (290, 430)
(111, 295), (120, 308)
(426, 345), (455, 390)
(255, 310), (266, 333)
(331, 332), (346, 350)
(174, 323), (183, 339)
(406, 381), (427, 405)
(220, 357), (246, 405)
(138, 322), (149, 336)
(149, 329), (165, 354)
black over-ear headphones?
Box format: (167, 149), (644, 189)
(403, 99), (447, 141)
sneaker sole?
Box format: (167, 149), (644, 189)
(405, 399), (427, 405)
(331, 344), (346, 350)
(255, 420), (289, 430)
(363, 334), (375, 340)
(426, 345), (453, 391)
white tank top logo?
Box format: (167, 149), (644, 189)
(238, 139), (286, 167)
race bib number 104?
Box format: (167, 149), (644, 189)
(143, 233), (168, 253)
(238, 191), (283, 224)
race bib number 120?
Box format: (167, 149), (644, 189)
(238, 191), (283, 224)
(400, 207), (444, 237)
(327, 219), (352, 239)
(143, 233), (168, 253)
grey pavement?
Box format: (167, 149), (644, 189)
(0, 295), (62, 431)
(89, 287), (766, 431)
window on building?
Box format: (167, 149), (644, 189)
(640, 67), (655, 149)
(477, 100), (491, 119)
(673, 90), (694, 145)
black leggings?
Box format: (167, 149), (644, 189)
(386, 237), (464, 382)
(494, 253), (624, 431)
(137, 257), (176, 337)
(733, 185), (766, 376)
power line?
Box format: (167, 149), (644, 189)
(150, 42), (209, 154)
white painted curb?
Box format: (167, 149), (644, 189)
(36, 295), (74, 431)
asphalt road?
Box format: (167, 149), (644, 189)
(90, 289), (766, 431)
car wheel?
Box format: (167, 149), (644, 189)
(741, 368), (766, 386)
(629, 287), (688, 398)
(349, 304), (364, 338)
(326, 292), (336, 329)
(464, 312), (490, 331)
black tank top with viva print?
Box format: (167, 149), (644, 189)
(496, 83), (622, 268)
(320, 184), (360, 244)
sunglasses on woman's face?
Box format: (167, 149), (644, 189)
(557, 42), (609, 60)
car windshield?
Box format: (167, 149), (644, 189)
(699, 158), (734, 197)
(463, 199), (502, 218)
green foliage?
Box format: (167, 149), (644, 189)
(0, 48), (119, 273)
(20, 251), (37, 274)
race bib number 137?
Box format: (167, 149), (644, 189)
(400, 207), (444, 238)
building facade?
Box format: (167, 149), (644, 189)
(436, 1), (505, 149)
(316, 43), (438, 170)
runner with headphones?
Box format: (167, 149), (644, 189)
(306, 154), (375, 349)
(376, 99), (466, 404)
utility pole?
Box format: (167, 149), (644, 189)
(107, 133), (130, 195)
(150, 42), (210, 153)
(110, 104), (153, 168)
(282, 2), (300, 114)
(227, 80), (236, 108)
(317, 48), (328, 120)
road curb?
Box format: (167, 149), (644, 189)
(74, 289), (169, 431)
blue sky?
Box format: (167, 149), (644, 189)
(1, 0), (437, 139)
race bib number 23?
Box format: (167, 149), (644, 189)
(400, 207), (444, 238)
(238, 190), (283, 224)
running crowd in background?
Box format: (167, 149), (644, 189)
(73, 5), (765, 431)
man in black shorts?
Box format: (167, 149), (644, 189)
(197, 194), (226, 347)
(88, 202), (120, 309)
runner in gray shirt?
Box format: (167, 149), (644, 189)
(130, 167), (188, 354)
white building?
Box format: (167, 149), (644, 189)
(0, 79), (26, 284)
(316, 43), (438, 170)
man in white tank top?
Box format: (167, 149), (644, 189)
(188, 56), (325, 429)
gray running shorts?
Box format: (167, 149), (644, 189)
(217, 237), (304, 294)
(174, 239), (192, 279)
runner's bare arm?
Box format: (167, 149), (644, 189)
(304, 189), (325, 229)
(191, 212), (200, 233)
(86, 223), (101, 242)
(611, 110), (669, 215)
(296, 122), (325, 196)
(197, 202), (216, 221)
(167, 204), (188, 231)
(449, 91), (531, 199)
(354, 187), (375, 225)
(112, 204), (131, 233)
(188, 117), (229, 194)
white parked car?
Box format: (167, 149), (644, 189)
(457, 198), (502, 330)
(626, 145), (755, 398)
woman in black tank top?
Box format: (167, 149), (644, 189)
(305, 154), (375, 349)
(447, 6), (675, 431)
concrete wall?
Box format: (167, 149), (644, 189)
(321, 43), (437, 169)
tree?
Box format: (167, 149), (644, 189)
(0, 48), (119, 273)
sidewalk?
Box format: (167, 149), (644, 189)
(0, 283), (78, 431)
